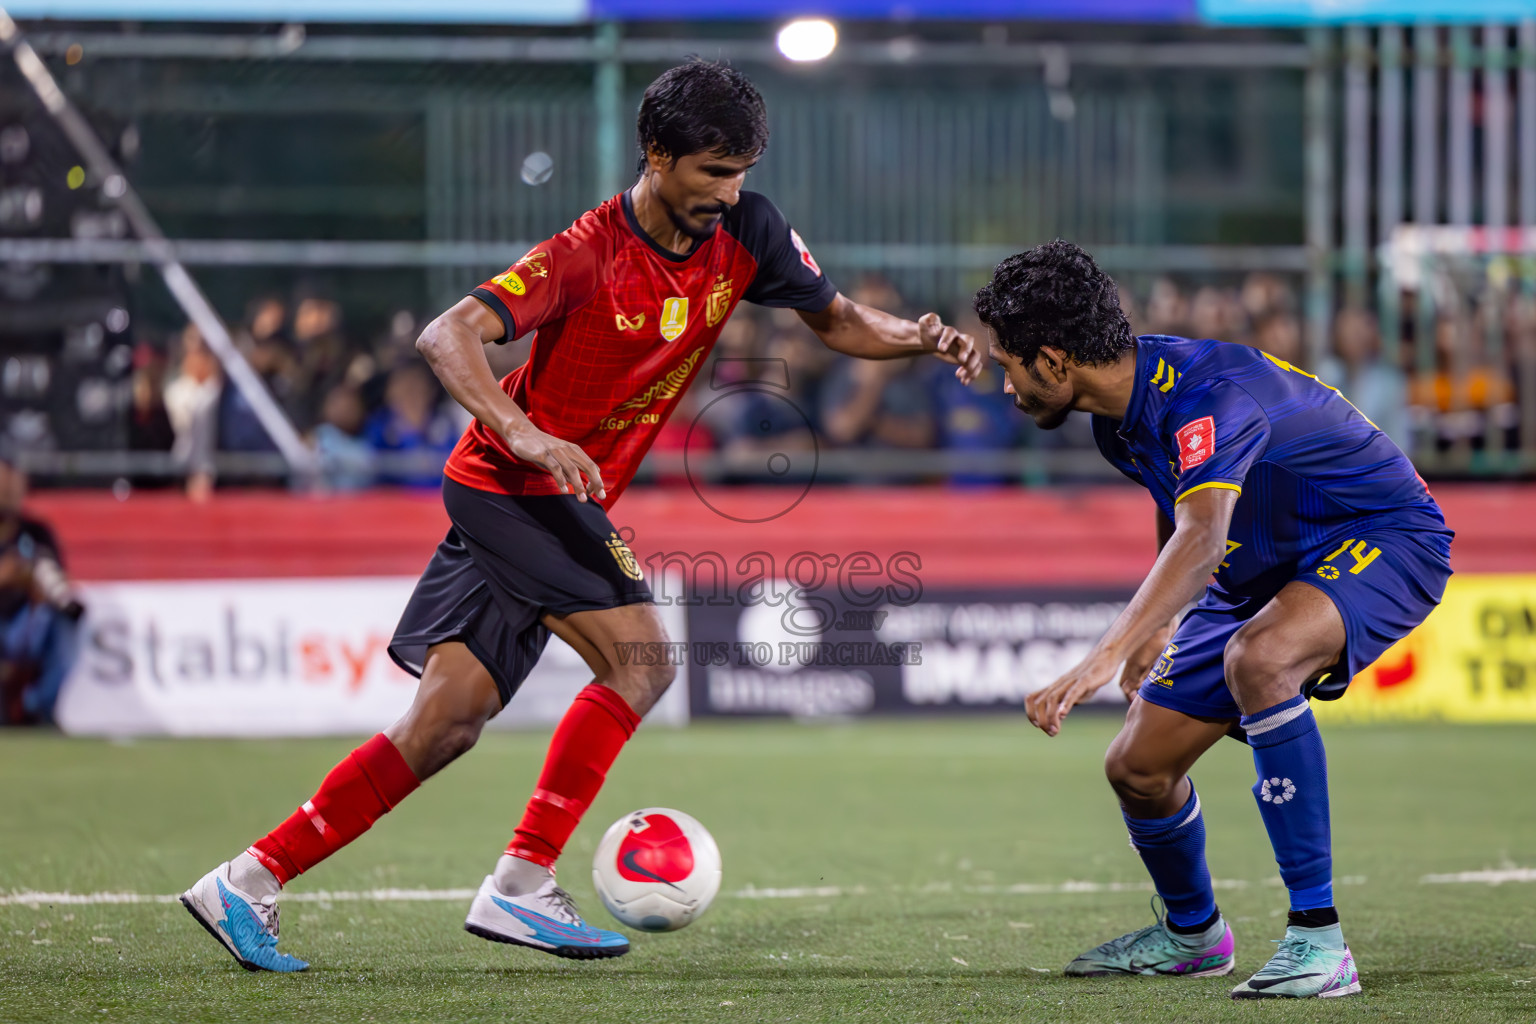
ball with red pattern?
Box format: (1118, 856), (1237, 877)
(592, 807), (722, 932)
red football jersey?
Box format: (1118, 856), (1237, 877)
(444, 191), (836, 507)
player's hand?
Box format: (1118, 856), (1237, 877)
(506, 427), (606, 502)
(1117, 616), (1179, 703)
(917, 312), (983, 386)
(1025, 652), (1118, 737)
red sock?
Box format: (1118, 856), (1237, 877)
(508, 683), (641, 869)
(248, 733), (420, 885)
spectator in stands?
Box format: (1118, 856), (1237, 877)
(1319, 308), (1410, 452)
(126, 344), (175, 487)
(1410, 315), (1517, 453)
(216, 334), (289, 473)
(357, 309), (424, 413)
(291, 295), (352, 423)
(1511, 293), (1536, 450)
(820, 355), (935, 456)
(312, 383), (375, 492)
(729, 327), (829, 450)
(217, 297), (316, 485)
(0, 448), (82, 727)
(1251, 310), (1304, 367)
(163, 324), (220, 502)
(364, 360), (458, 488)
(1189, 285), (1250, 346)
(1119, 285), (1148, 338)
(238, 295), (305, 421)
(237, 295), (290, 353)
(927, 309), (1025, 487)
(1241, 272), (1296, 322)
(818, 275), (935, 465)
(1144, 277), (1188, 336)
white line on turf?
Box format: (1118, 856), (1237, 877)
(0, 888), (477, 907)
(1, 876), (1372, 907)
(1420, 868), (1536, 885)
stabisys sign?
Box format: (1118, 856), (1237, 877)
(58, 577), (688, 736)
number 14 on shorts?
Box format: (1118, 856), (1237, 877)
(1315, 538), (1381, 580)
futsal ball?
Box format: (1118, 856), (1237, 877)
(592, 808), (721, 932)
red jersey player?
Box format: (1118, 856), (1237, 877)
(181, 60), (982, 971)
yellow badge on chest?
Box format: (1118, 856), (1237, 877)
(660, 297), (689, 342)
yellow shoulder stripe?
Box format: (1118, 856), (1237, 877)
(1175, 481), (1243, 503)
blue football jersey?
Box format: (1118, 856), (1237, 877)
(1091, 336), (1453, 597)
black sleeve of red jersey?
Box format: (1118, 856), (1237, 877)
(468, 287), (517, 343)
(731, 192), (838, 312)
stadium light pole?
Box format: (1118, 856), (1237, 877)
(0, 6), (317, 480)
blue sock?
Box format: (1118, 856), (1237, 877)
(1241, 695), (1333, 912)
(1123, 780), (1217, 929)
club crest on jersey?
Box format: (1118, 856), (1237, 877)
(616, 312), (646, 331)
(706, 276), (733, 327)
(606, 531), (644, 581)
(492, 269), (526, 296)
(790, 229), (821, 276)
(660, 297), (689, 342)
(1175, 416), (1215, 471)
(516, 251), (549, 279)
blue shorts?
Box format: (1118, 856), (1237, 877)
(1138, 526), (1453, 720)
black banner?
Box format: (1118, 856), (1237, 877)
(683, 585), (1136, 718)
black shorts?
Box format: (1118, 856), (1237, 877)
(387, 478), (653, 705)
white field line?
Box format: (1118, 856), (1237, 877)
(1, 876), (1376, 908)
(0, 888), (477, 907)
(1420, 868), (1536, 885)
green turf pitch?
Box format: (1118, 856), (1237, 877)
(2, 719), (1534, 1023)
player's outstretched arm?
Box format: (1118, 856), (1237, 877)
(1025, 489), (1238, 736)
(797, 294), (984, 385)
(1115, 510), (1182, 703)
(415, 297), (605, 502)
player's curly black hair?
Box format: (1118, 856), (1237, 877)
(972, 240), (1136, 371)
(636, 60), (769, 172)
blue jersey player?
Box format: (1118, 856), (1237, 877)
(973, 241), (1452, 1000)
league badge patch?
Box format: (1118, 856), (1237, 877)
(790, 229), (822, 276)
(1176, 416), (1215, 471)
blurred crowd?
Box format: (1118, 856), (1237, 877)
(1122, 272), (1536, 458)
(129, 294), (462, 498)
(123, 271), (1535, 497)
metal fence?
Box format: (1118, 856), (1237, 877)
(3, 18), (1536, 481)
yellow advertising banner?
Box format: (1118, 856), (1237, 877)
(1314, 574), (1536, 723)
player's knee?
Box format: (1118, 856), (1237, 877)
(1223, 627), (1302, 708)
(1104, 748), (1178, 805)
